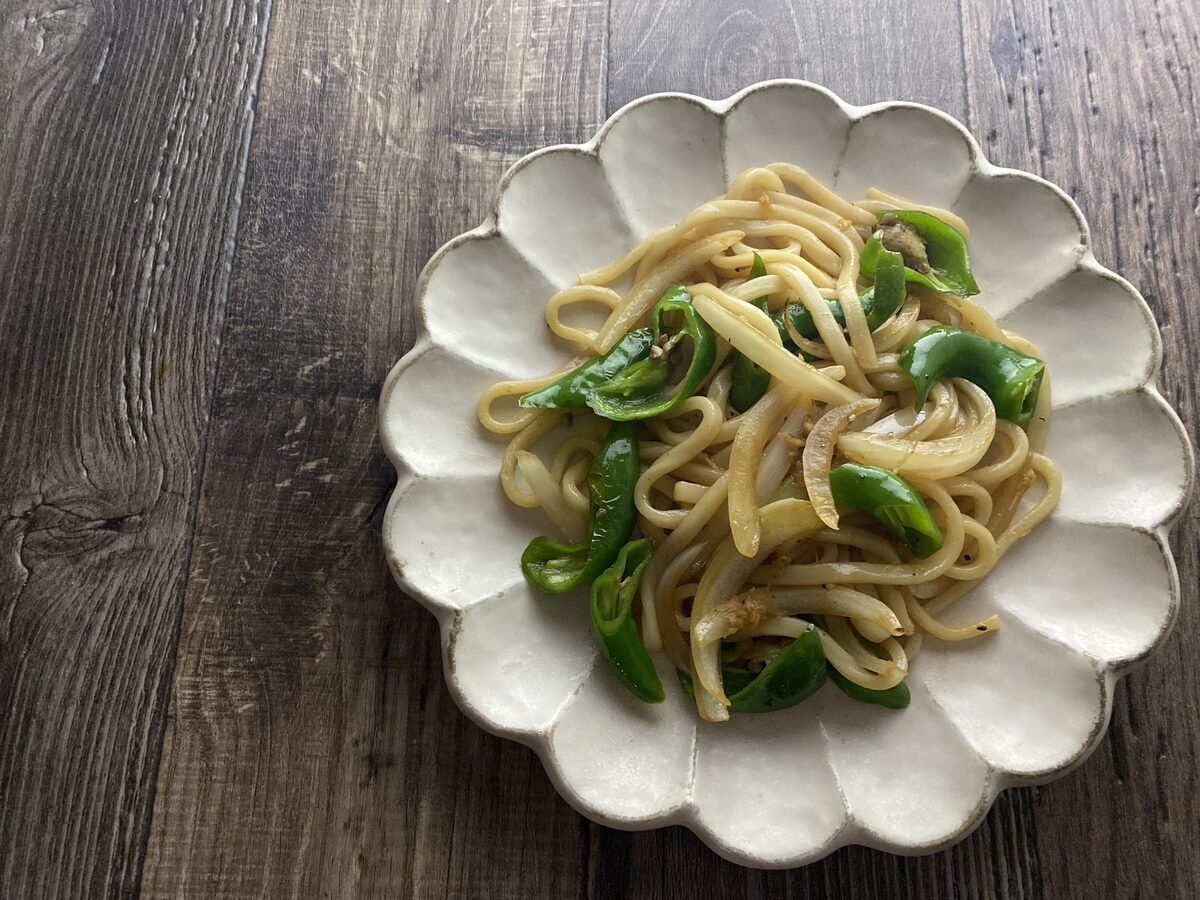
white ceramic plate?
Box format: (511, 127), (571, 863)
(379, 81), (1194, 866)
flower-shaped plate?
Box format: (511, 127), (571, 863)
(379, 81), (1194, 866)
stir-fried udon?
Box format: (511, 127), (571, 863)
(476, 163), (1061, 722)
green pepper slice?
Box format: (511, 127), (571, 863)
(590, 539), (663, 703)
(587, 285), (716, 420)
(519, 328), (655, 409)
(899, 324), (1046, 423)
(677, 626), (827, 714)
(828, 667), (911, 709)
(769, 245), (906, 342)
(730, 253), (773, 412)
(520, 421), (639, 592)
(860, 209), (979, 297)
(829, 462), (943, 558)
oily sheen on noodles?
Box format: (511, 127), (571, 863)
(477, 163), (1060, 723)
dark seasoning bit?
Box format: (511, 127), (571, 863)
(876, 213), (932, 273)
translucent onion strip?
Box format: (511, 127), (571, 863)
(837, 379), (996, 479)
(729, 384), (800, 557)
(690, 500), (823, 721)
(690, 286), (859, 405)
(695, 586), (904, 645)
(803, 398), (880, 528)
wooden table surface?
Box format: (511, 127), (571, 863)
(3, 1), (1198, 897)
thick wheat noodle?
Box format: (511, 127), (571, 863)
(515, 451), (584, 540)
(763, 192), (869, 249)
(775, 263), (875, 395)
(672, 480), (707, 505)
(644, 472), (730, 657)
(712, 586), (905, 641)
(477, 365), (581, 434)
(839, 288), (879, 368)
(714, 247), (836, 288)
(750, 478), (968, 586)
(549, 436), (598, 481)
(561, 455), (592, 516)
(969, 420), (1031, 488)
(631, 201), (853, 278)
(766, 163), (878, 227)
(476, 164), (1061, 723)
(872, 292), (923, 352)
(635, 396), (725, 529)
(498, 411), (566, 507)
(941, 475), (995, 523)
(705, 219), (844, 272)
(727, 166), (787, 200)
(545, 285), (623, 350)
(826, 615), (903, 676)
(597, 230), (745, 351)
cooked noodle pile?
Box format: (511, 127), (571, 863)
(476, 163), (1061, 722)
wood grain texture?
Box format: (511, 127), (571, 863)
(0, 1), (271, 897)
(960, 2), (1200, 898)
(1, 0), (1196, 898)
(139, 0), (608, 897)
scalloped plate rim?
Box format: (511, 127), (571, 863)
(378, 79), (1195, 867)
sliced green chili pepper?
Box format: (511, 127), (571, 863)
(860, 209), (979, 297)
(900, 324), (1046, 423)
(590, 539), (663, 703)
(828, 667), (911, 709)
(829, 462), (943, 558)
(769, 245), (906, 341)
(677, 626), (827, 714)
(730, 253), (773, 412)
(587, 285), (716, 420)
(520, 421), (639, 592)
(519, 328), (655, 409)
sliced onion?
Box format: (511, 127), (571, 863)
(693, 592), (772, 646)
(690, 500), (822, 720)
(837, 379), (996, 479)
(860, 381), (954, 440)
(728, 385), (798, 557)
(861, 400), (931, 437)
(690, 287), (860, 406)
(803, 398), (879, 528)
(694, 584), (904, 649)
(755, 402), (810, 501)
(760, 586), (905, 637)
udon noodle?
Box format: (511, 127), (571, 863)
(477, 163), (1061, 723)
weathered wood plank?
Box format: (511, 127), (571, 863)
(6, 0), (1192, 895)
(606, 0), (973, 115)
(139, 0), (608, 896)
(0, 1), (272, 898)
(960, 2), (1200, 898)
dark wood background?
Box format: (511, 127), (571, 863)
(2, 1), (1197, 897)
